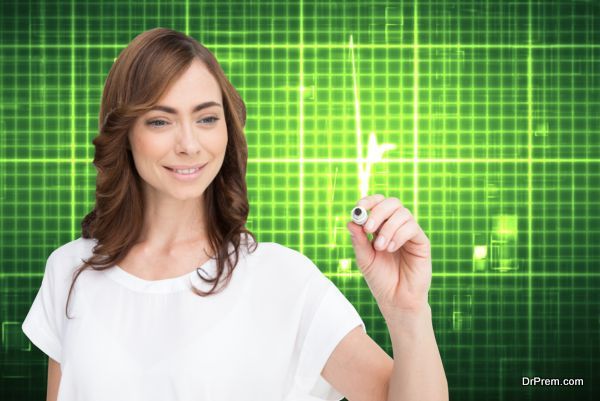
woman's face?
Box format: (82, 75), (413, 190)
(128, 59), (228, 203)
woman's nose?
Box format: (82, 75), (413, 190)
(175, 122), (201, 154)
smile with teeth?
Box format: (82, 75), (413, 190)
(169, 167), (199, 175)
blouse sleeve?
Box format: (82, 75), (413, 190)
(293, 262), (367, 400)
(21, 249), (63, 363)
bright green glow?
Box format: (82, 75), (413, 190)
(494, 215), (518, 236)
(473, 245), (488, 260)
(338, 258), (352, 272)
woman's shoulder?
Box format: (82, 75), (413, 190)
(36, 237), (98, 292)
(248, 240), (324, 282)
(251, 240), (306, 259)
(44, 236), (97, 277)
(50, 236), (97, 261)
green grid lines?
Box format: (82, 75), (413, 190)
(1, 1), (598, 400)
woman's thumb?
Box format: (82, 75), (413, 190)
(347, 221), (374, 271)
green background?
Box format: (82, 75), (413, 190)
(2, 0), (598, 400)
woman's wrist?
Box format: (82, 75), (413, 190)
(381, 302), (433, 339)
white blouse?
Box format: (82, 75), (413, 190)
(22, 235), (366, 401)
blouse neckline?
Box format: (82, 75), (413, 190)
(103, 257), (217, 294)
(99, 237), (253, 294)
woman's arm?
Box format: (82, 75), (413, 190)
(385, 304), (448, 401)
(47, 357), (61, 401)
(346, 194), (449, 400)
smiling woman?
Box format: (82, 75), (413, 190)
(21, 27), (398, 401)
(79, 27), (255, 300)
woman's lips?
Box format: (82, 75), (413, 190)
(165, 163), (206, 170)
(163, 164), (206, 180)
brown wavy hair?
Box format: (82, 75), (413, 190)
(65, 27), (258, 318)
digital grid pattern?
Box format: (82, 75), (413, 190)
(1, 1), (599, 400)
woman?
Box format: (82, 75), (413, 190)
(22, 28), (447, 401)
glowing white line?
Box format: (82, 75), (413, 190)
(349, 35), (397, 198)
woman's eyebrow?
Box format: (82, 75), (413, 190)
(149, 101), (222, 114)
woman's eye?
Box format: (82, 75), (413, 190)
(199, 116), (219, 124)
(146, 119), (168, 128)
